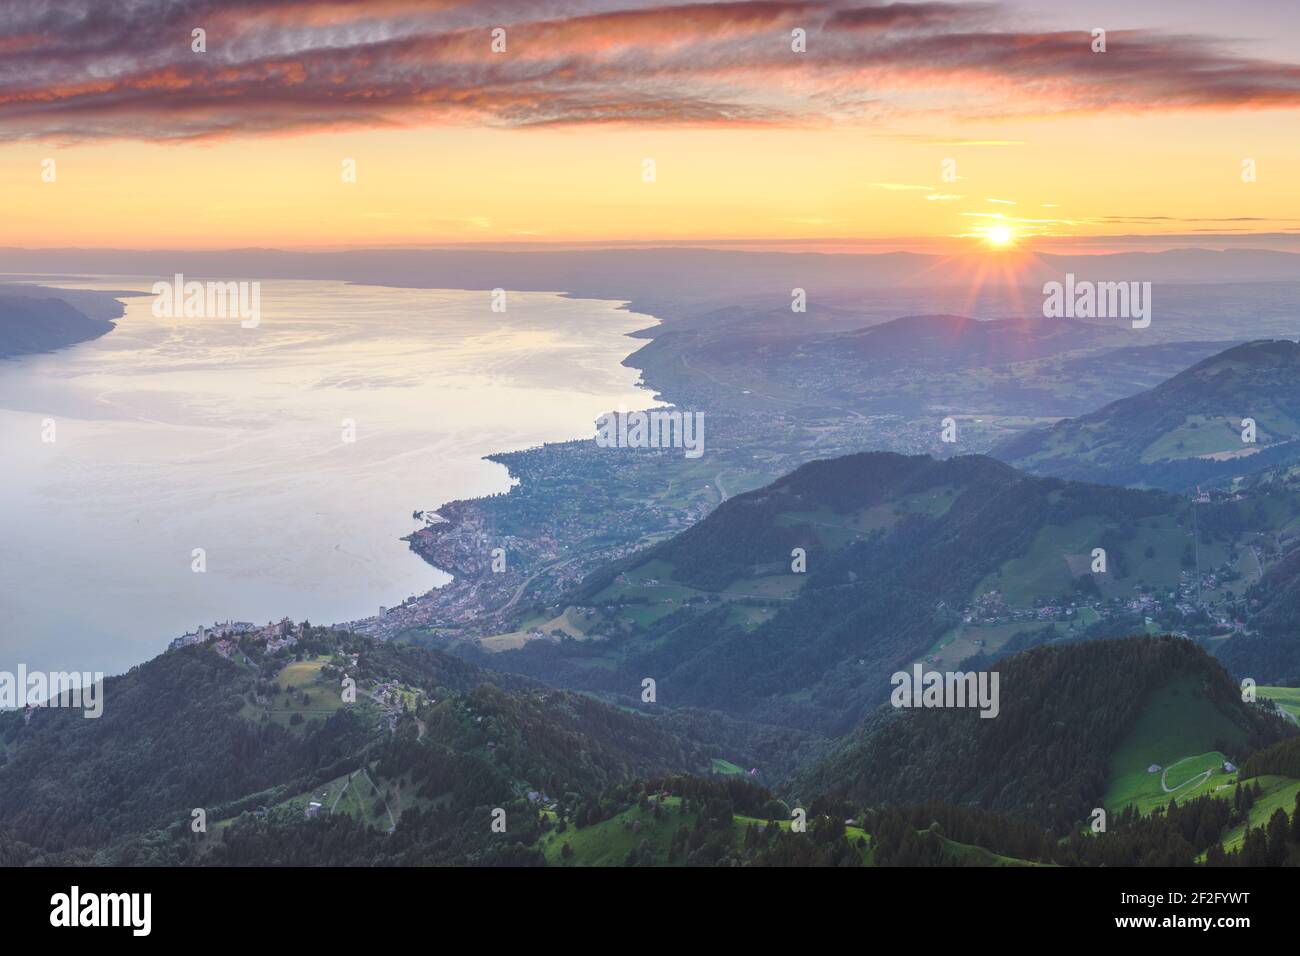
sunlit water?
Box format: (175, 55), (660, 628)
(0, 278), (655, 676)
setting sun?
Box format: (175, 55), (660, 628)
(986, 225), (1016, 247)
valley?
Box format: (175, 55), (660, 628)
(6, 270), (1300, 871)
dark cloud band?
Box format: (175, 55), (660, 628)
(2, 0), (1298, 142)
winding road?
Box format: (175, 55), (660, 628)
(1161, 764), (1213, 794)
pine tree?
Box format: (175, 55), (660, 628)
(1241, 826), (1269, 866)
(1266, 808), (1289, 866)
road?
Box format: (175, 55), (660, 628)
(499, 556), (580, 612)
(362, 766), (396, 833)
(329, 773), (353, 813)
(1161, 764), (1213, 794)
(713, 470), (730, 503)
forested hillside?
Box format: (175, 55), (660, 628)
(486, 452), (1257, 734)
(997, 340), (1300, 490)
(0, 629), (718, 865)
(794, 636), (1290, 830)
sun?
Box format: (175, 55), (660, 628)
(985, 224), (1015, 248)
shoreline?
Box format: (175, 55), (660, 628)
(332, 298), (668, 642)
(0, 283), (134, 359)
(114, 289), (664, 658)
(0, 279), (669, 678)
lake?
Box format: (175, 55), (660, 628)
(0, 278), (654, 676)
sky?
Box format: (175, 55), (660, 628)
(1, 0), (1298, 251)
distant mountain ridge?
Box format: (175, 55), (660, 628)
(488, 451), (1204, 733)
(995, 339), (1300, 490)
(0, 291), (117, 358)
(810, 313), (1105, 370)
(4, 247), (1299, 296)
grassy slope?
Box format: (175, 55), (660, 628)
(1099, 677), (1300, 857)
(1215, 776), (1300, 853)
(1000, 341), (1300, 484)
(1103, 674), (1248, 814)
(537, 796), (1035, 867)
(235, 656), (349, 732)
(1260, 686), (1300, 722)
(540, 797), (694, 867)
(975, 512), (1227, 606)
(480, 486), (953, 650)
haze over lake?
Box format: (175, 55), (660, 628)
(0, 278), (654, 676)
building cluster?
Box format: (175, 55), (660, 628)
(168, 617), (302, 653)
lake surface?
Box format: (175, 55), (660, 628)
(0, 278), (654, 676)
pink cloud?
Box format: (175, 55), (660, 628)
(1, 1), (1297, 142)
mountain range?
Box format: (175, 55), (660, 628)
(996, 340), (1300, 490)
(3, 619), (1293, 867)
(5, 298), (1300, 867)
(474, 442), (1300, 735)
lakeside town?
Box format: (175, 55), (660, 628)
(163, 400), (1296, 671)
(331, 410), (1015, 643)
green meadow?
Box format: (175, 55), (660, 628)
(1259, 686), (1300, 723)
(1213, 776), (1300, 854)
(1103, 675), (1247, 814)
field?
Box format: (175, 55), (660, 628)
(540, 794), (873, 867)
(975, 513), (1224, 606)
(1103, 674), (1247, 814)
(1212, 776), (1300, 854)
(721, 575), (804, 599)
(481, 555), (807, 647)
(477, 606), (605, 651)
(540, 796), (695, 866)
(1141, 414), (1248, 462)
(234, 655), (349, 732)
(1259, 686), (1300, 723)
(267, 658), (347, 728)
(774, 490), (956, 549)
(921, 620), (1069, 669)
(205, 762), (402, 843)
(538, 794), (1035, 867)
(938, 837), (1043, 867)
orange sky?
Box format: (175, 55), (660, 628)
(3, 1), (1298, 252)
